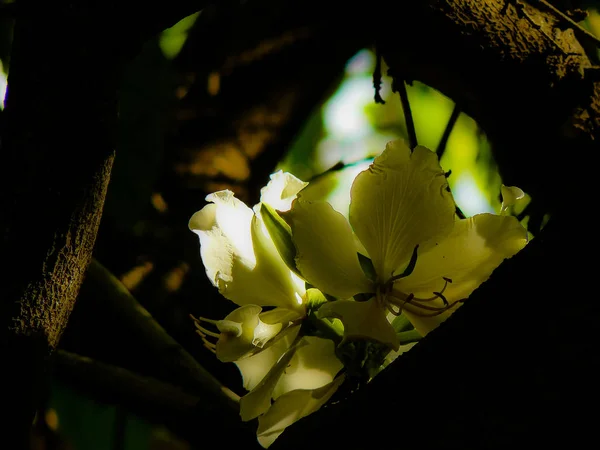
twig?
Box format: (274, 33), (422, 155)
(436, 104), (461, 158)
(394, 79), (418, 149)
(86, 259), (240, 409)
(373, 44), (385, 104)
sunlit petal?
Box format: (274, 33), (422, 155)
(257, 376), (345, 448)
(272, 336), (343, 399)
(397, 213), (527, 335)
(247, 212), (306, 310)
(349, 141), (456, 280)
(260, 170), (309, 212)
(235, 325), (301, 392)
(239, 334), (304, 421)
(212, 305), (262, 362)
(189, 190), (254, 290)
(288, 198), (373, 299)
(319, 298), (399, 350)
(500, 184), (525, 214)
(189, 190), (305, 310)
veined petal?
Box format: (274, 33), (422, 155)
(253, 308), (303, 348)
(239, 335), (304, 421)
(189, 190), (254, 290)
(272, 336), (343, 400)
(349, 141), (456, 281)
(235, 325), (301, 392)
(288, 199), (373, 299)
(319, 298), (400, 351)
(248, 212), (306, 310)
(396, 213), (527, 335)
(257, 375), (345, 448)
(189, 190), (305, 310)
(260, 170), (309, 212)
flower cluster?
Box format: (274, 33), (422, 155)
(189, 140), (528, 447)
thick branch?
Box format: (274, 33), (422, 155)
(0, 0), (215, 443)
(377, 0), (599, 210)
(274, 1), (599, 448)
(52, 351), (259, 447)
(85, 259), (239, 409)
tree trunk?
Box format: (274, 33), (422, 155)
(0, 0), (206, 444)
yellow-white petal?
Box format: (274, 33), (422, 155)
(288, 198), (373, 299)
(252, 308), (302, 349)
(189, 190), (254, 289)
(319, 298), (400, 351)
(396, 213), (528, 335)
(260, 170), (309, 212)
(214, 305), (262, 362)
(235, 325), (300, 392)
(189, 189), (305, 310)
(256, 375), (345, 448)
(239, 336), (304, 421)
(500, 185), (525, 214)
(272, 336), (343, 399)
(349, 141), (456, 281)
(248, 212), (306, 310)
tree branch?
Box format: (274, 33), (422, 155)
(0, 0), (216, 444)
(52, 350), (260, 447)
(273, 1), (599, 448)
(85, 259), (239, 409)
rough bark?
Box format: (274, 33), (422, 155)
(0, 0), (209, 444)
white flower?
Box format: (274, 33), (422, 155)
(235, 330), (344, 448)
(189, 171), (345, 448)
(287, 140), (528, 349)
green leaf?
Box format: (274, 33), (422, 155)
(390, 245), (419, 281)
(261, 203), (301, 277)
(358, 253), (376, 282)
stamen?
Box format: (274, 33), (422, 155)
(193, 323), (221, 339)
(386, 302), (403, 316)
(205, 345), (217, 354)
(393, 277), (451, 303)
(433, 291), (449, 306)
(201, 337), (217, 349)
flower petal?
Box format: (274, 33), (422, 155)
(235, 325), (300, 392)
(272, 336), (343, 399)
(189, 190), (254, 289)
(256, 375), (345, 448)
(349, 141), (456, 280)
(248, 212), (306, 310)
(500, 184), (525, 214)
(396, 213), (528, 335)
(252, 308), (302, 348)
(319, 298), (400, 351)
(214, 305), (262, 362)
(260, 170), (308, 212)
(288, 199), (373, 299)
(189, 190), (304, 310)
(239, 334), (304, 421)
